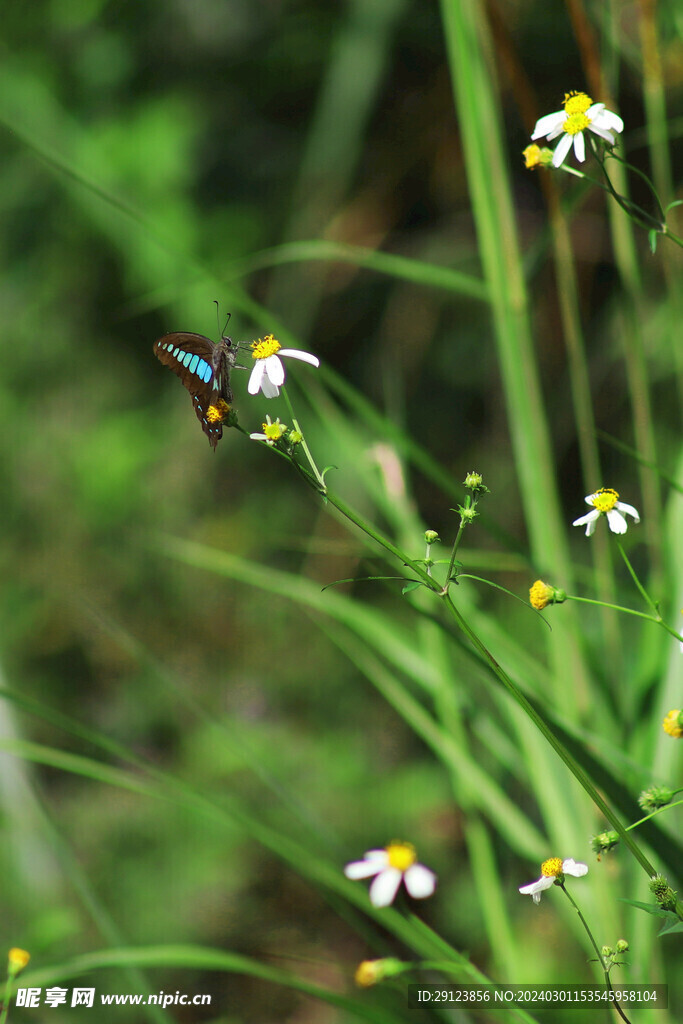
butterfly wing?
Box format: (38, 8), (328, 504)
(154, 332), (235, 449)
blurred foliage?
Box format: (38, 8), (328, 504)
(0, 0), (681, 1021)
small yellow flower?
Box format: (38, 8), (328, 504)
(529, 580), (566, 610)
(355, 961), (383, 987)
(662, 710), (683, 738)
(529, 580), (551, 610)
(8, 948), (30, 975)
(523, 144), (542, 168)
(206, 399), (230, 423)
(523, 145), (554, 169)
(354, 958), (405, 987)
(250, 415), (287, 446)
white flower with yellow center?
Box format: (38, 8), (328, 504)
(247, 334), (319, 398)
(249, 415), (287, 445)
(531, 91), (624, 168)
(572, 487), (639, 536)
(344, 841), (436, 907)
(519, 857), (588, 904)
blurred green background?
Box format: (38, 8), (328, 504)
(0, 0), (681, 1021)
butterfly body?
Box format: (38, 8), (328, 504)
(154, 331), (237, 448)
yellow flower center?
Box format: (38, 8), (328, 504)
(523, 144), (542, 169)
(563, 111), (591, 135)
(563, 91), (592, 115)
(263, 419), (286, 441)
(251, 334), (281, 360)
(207, 399), (230, 423)
(591, 487), (619, 512)
(386, 841), (417, 872)
(541, 857), (564, 878)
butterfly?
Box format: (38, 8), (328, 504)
(154, 331), (238, 449)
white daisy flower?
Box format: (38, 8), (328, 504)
(531, 91), (624, 168)
(249, 415), (287, 446)
(247, 334), (319, 398)
(344, 842), (436, 908)
(519, 857), (588, 904)
(572, 487), (639, 536)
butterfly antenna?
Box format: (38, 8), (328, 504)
(214, 301), (232, 339)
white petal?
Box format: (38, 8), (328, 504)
(545, 123), (566, 141)
(278, 349), (320, 368)
(248, 360), (266, 395)
(264, 354), (285, 387)
(260, 372), (281, 399)
(572, 510), (598, 528)
(344, 853), (387, 880)
(369, 867), (403, 907)
(589, 124), (616, 145)
(249, 432), (268, 441)
(552, 133), (573, 168)
(562, 859), (588, 877)
(585, 493), (598, 505)
(363, 849), (390, 863)
(404, 864), (436, 899)
(519, 876), (554, 897)
(606, 509), (628, 534)
(531, 111), (564, 139)
(590, 106), (624, 133)
(615, 501), (639, 522)
(573, 132), (586, 162)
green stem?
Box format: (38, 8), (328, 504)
(615, 540), (659, 615)
(280, 387), (327, 492)
(606, 151), (666, 221)
(445, 497), (473, 583)
(660, 224), (683, 248)
(438, 592), (662, 884)
(627, 798), (683, 832)
(566, 594), (683, 643)
(591, 145), (664, 232)
(556, 161), (683, 247)
(0, 976), (10, 1024)
(559, 884), (633, 1024)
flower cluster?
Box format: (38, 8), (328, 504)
(530, 91), (624, 168)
